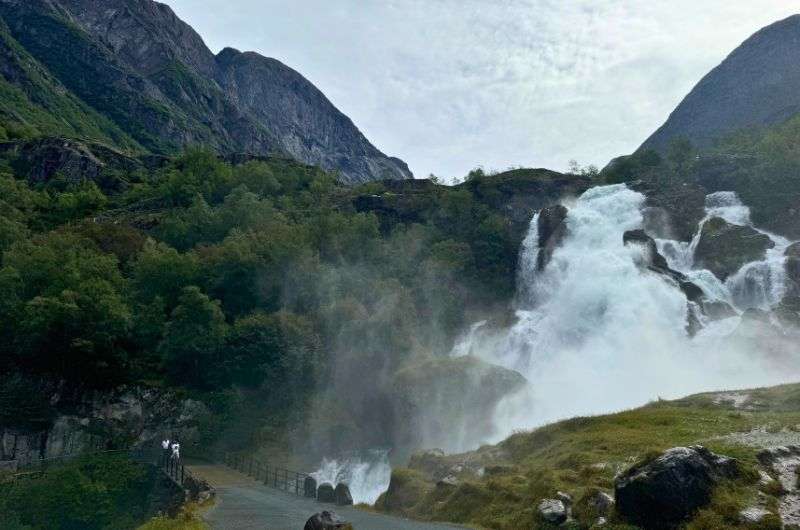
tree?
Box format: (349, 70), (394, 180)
(159, 286), (228, 389)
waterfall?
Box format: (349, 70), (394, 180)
(655, 191), (792, 311)
(453, 184), (800, 447)
(311, 450), (392, 505)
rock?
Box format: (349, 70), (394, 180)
(537, 204), (568, 270)
(786, 243), (800, 295)
(304, 510), (351, 530)
(624, 229), (670, 271)
(334, 483), (353, 506)
(392, 356), (526, 454)
(436, 475), (459, 488)
(183, 474), (214, 503)
(592, 516), (608, 527)
(317, 483), (335, 503)
(615, 446), (739, 528)
(537, 498), (568, 525)
(702, 300), (737, 320)
(694, 217), (774, 280)
(304, 476), (318, 498)
(585, 490), (614, 516)
(739, 506), (772, 524)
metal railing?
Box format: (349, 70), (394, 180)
(224, 452), (310, 496)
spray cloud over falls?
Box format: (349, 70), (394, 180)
(454, 184), (800, 449)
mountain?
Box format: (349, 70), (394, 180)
(640, 14), (800, 153)
(0, 0), (411, 184)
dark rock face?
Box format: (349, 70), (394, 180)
(623, 229), (670, 271)
(304, 510), (351, 530)
(786, 243), (800, 296)
(615, 446), (739, 529)
(304, 476), (318, 498)
(334, 483), (353, 506)
(694, 217), (773, 280)
(536, 204), (568, 270)
(641, 15), (800, 154)
(317, 483), (336, 503)
(0, 0), (410, 184)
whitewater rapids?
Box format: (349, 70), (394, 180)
(454, 184), (800, 449)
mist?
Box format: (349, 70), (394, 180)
(450, 184), (800, 450)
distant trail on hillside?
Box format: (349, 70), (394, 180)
(188, 463), (465, 530)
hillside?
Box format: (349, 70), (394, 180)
(377, 383), (800, 529)
(0, 0), (410, 184)
(640, 14), (800, 154)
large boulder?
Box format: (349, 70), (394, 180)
(615, 446), (739, 529)
(317, 483), (335, 503)
(334, 483), (353, 506)
(694, 217), (774, 280)
(304, 476), (318, 498)
(536, 204), (568, 270)
(304, 510), (352, 530)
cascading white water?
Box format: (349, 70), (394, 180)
(656, 191), (792, 311)
(453, 184), (800, 448)
(311, 450), (392, 505)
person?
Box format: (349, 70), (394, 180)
(161, 438), (170, 465)
(171, 440), (180, 461)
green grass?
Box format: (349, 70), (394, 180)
(378, 383), (800, 529)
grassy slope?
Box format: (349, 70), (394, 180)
(378, 384), (800, 529)
(0, 19), (140, 151)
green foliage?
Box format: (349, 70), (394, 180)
(0, 454), (157, 530)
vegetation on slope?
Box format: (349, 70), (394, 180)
(0, 141), (537, 460)
(377, 385), (800, 529)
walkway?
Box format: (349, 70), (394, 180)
(188, 463), (467, 530)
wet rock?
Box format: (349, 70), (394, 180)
(702, 300), (737, 320)
(304, 510), (352, 530)
(786, 243), (800, 295)
(334, 483), (353, 506)
(624, 229), (670, 271)
(537, 498), (568, 525)
(615, 445), (739, 528)
(304, 476), (318, 498)
(694, 217), (774, 280)
(537, 204), (568, 270)
(317, 483), (335, 503)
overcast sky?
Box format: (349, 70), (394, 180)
(162, 1), (798, 179)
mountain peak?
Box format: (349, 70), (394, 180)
(640, 14), (800, 153)
(0, 0), (411, 183)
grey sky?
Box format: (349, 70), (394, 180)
(162, 0), (799, 179)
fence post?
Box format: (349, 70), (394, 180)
(274, 467), (278, 487)
(180, 464), (184, 485)
(264, 464), (269, 485)
(295, 472), (300, 495)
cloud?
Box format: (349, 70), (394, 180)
(161, 0), (798, 177)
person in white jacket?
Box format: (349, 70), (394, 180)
(161, 438), (171, 464)
(171, 441), (181, 461)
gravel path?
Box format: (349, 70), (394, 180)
(189, 464), (467, 530)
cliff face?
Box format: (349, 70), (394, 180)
(641, 15), (800, 153)
(0, 0), (411, 183)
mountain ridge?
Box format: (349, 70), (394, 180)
(0, 0), (411, 183)
(640, 14), (800, 153)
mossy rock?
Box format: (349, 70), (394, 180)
(694, 217), (773, 280)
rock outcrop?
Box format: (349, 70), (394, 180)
(304, 510), (352, 530)
(640, 15), (800, 154)
(536, 204), (568, 271)
(0, 0), (410, 184)
(694, 217), (773, 280)
(391, 356), (526, 454)
(615, 446), (739, 529)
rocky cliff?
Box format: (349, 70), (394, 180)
(641, 14), (800, 153)
(0, 0), (411, 184)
